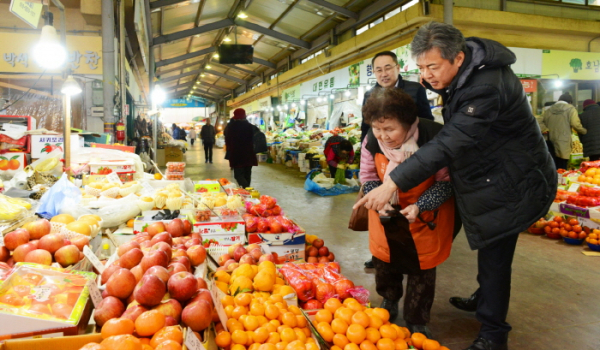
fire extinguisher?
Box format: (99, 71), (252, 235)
(116, 120), (125, 142)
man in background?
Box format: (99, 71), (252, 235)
(579, 99), (600, 161)
(201, 119), (216, 163)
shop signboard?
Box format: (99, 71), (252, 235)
(299, 68), (351, 97)
(542, 49), (600, 80)
(282, 85), (301, 103)
(9, 0), (43, 28)
(521, 79), (537, 93)
(256, 96), (272, 111)
(0, 33), (102, 75)
(162, 99), (206, 108)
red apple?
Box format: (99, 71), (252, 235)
(70, 236), (89, 251)
(146, 221), (166, 237)
(151, 242), (172, 260)
(223, 259), (236, 269)
(145, 265), (170, 283)
(239, 254), (255, 265)
(318, 256), (329, 263)
(182, 220), (192, 236)
(182, 299), (212, 332)
(258, 254), (276, 263)
(25, 249), (52, 265)
(327, 252), (335, 261)
(184, 238), (201, 249)
(140, 241), (153, 249)
(228, 243), (242, 257)
(172, 237), (185, 245)
(225, 263), (239, 272)
(121, 304), (148, 322)
(233, 246), (247, 262)
(118, 241), (141, 257)
(186, 245), (206, 266)
(312, 239), (324, 249)
(171, 256), (192, 272)
(197, 278), (208, 289)
(167, 271), (198, 302)
(54, 245), (81, 267)
(131, 265), (144, 282)
(307, 257), (318, 263)
(188, 288), (213, 306)
(140, 249), (169, 271)
(190, 233), (201, 240)
(6, 257), (14, 267)
(167, 262), (187, 277)
(0, 246), (9, 262)
(134, 274), (167, 308)
(306, 246), (318, 257)
(218, 254), (231, 266)
(101, 264), (123, 285)
(29, 240), (39, 249)
(12, 243), (37, 262)
(106, 268), (137, 299)
(93, 296), (125, 327)
(38, 233), (64, 254)
(4, 229), (30, 250)
(166, 219), (185, 238)
(23, 219), (51, 240)
(150, 232), (173, 246)
(165, 316), (178, 326)
(318, 246), (329, 257)
(153, 298), (183, 322)
(246, 244), (260, 252)
(172, 249), (187, 258)
(249, 248), (262, 261)
(119, 248), (144, 269)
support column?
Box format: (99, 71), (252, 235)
(444, 0), (453, 25)
(119, 0), (127, 144)
(102, 0), (116, 139)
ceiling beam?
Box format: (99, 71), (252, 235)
(150, 0), (188, 10)
(305, 0), (359, 20)
(253, 57), (276, 69)
(157, 61), (202, 76)
(152, 18), (234, 46)
(234, 19), (311, 49)
(156, 47), (216, 68)
(205, 69), (246, 84)
(166, 82), (194, 91)
(190, 91), (223, 99)
(159, 69), (201, 83)
(198, 81), (232, 93)
(210, 60), (258, 76)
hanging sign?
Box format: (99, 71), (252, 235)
(9, 0), (43, 29)
(521, 79), (538, 93)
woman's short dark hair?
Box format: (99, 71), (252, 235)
(362, 88), (418, 128)
(339, 139), (353, 152)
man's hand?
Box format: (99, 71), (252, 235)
(354, 179), (398, 212)
(377, 203), (395, 216)
(400, 204), (419, 223)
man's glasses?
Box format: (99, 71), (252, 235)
(374, 64), (397, 74)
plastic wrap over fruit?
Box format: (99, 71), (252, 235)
(348, 286), (370, 305)
(244, 215), (259, 233)
(257, 218), (269, 233)
(260, 195), (277, 209)
(280, 264), (314, 302)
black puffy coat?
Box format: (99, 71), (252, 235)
(361, 75), (433, 142)
(389, 38), (556, 250)
(224, 119), (258, 168)
(579, 104), (600, 157)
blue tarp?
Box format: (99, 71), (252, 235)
(304, 170), (360, 196)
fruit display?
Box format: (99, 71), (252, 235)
(167, 162), (186, 173)
(0, 263), (95, 324)
(305, 235), (335, 263)
(0, 217), (89, 268)
(0, 193), (32, 221)
(279, 263), (367, 308)
(214, 292), (318, 350)
(309, 298), (449, 350)
(538, 216), (587, 241)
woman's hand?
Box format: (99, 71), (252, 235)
(377, 203), (395, 216)
(354, 179), (398, 212)
(400, 204), (419, 223)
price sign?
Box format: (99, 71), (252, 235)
(568, 183), (580, 193)
(106, 232), (119, 249)
(83, 245), (105, 273)
(141, 181), (155, 196)
(259, 243), (271, 254)
(32, 286), (52, 302)
(210, 281), (229, 331)
(106, 173), (122, 185)
(87, 280), (103, 307)
(184, 327), (206, 350)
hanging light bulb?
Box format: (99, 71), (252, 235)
(300, 99), (306, 105)
(329, 94), (335, 99)
(33, 24), (67, 69)
(152, 86), (167, 105)
(292, 103), (297, 108)
(213, 54), (220, 59)
(61, 75), (82, 96)
(206, 65), (211, 69)
(316, 97), (321, 102)
(344, 90), (351, 97)
(554, 80), (563, 88)
(223, 37), (232, 42)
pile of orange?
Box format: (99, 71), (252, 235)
(312, 298), (449, 350)
(585, 229), (600, 246)
(578, 167), (600, 185)
(215, 292), (317, 350)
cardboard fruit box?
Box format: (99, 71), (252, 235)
(0, 333), (102, 350)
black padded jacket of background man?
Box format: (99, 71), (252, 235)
(360, 74), (433, 142)
(387, 37), (556, 250)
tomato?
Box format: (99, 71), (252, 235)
(544, 226), (552, 234)
(564, 224), (572, 231)
(579, 232), (587, 239)
(549, 221), (559, 229)
(573, 225), (582, 233)
(583, 226), (591, 234)
(552, 228), (560, 234)
(568, 218), (579, 226)
(560, 229), (569, 237)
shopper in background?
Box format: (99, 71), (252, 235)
(360, 50), (433, 143)
(171, 124), (180, 139)
(324, 136), (355, 178)
(539, 92), (586, 170)
(201, 120), (216, 163)
(355, 22), (556, 350)
(189, 127), (197, 147)
(579, 99), (600, 161)
(224, 108), (258, 188)
(360, 88), (458, 338)
(362, 50), (434, 269)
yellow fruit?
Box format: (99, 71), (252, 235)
(50, 214), (75, 224)
(80, 214), (102, 222)
(230, 276), (254, 295)
(258, 261), (276, 273)
(253, 269), (276, 292)
(232, 264), (257, 281)
(65, 221), (92, 236)
(215, 270), (231, 284)
(276, 286), (295, 297)
(215, 198), (227, 207)
(216, 281), (229, 294)
(154, 173), (163, 180)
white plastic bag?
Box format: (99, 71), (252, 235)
(97, 194), (141, 227)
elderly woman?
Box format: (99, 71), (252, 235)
(359, 88), (459, 337)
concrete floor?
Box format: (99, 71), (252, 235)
(184, 142), (600, 350)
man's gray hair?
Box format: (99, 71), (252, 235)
(411, 22), (466, 63)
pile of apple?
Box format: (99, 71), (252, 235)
(94, 218), (216, 333)
(216, 243), (277, 271)
(305, 235), (335, 263)
(0, 218), (89, 268)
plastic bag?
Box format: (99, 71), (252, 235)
(97, 194), (141, 227)
(36, 173), (81, 219)
(334, 168), (346, 185)
(280, 264), (314, 302)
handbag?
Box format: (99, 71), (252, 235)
(348, 184), (369, 231)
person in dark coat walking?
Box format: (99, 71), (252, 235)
(355, 22), (556, 350)
(200, 119), (216, 163)
(360, 51), (433, 142)
(224, 108), (258, 188)
(579, 99), (600, 161)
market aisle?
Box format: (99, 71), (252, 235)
(184, 145), (600, 350)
